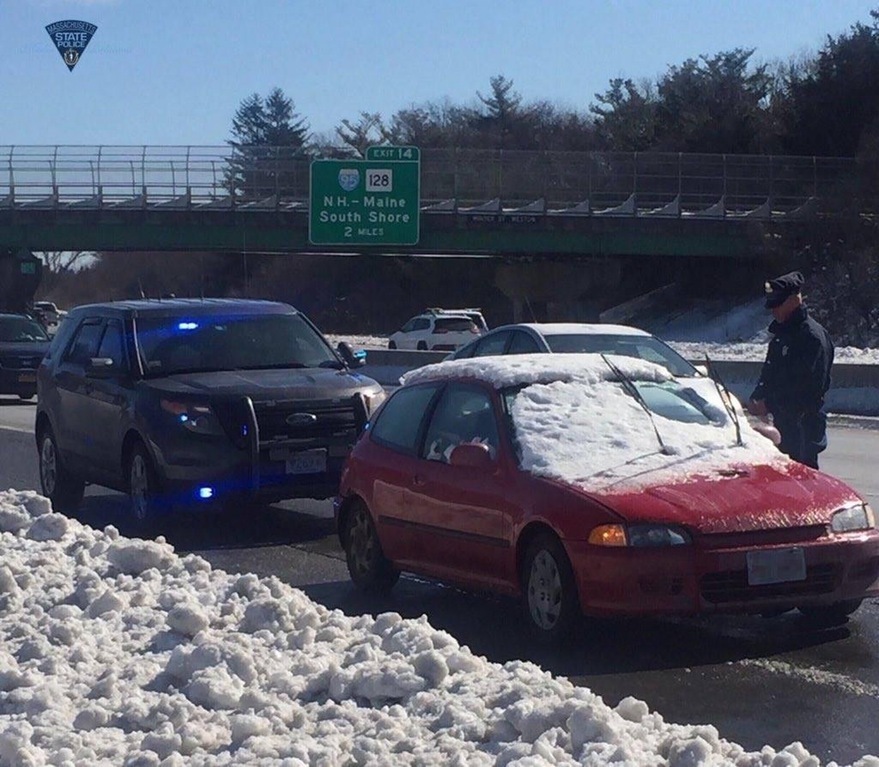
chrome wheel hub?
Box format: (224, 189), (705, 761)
(40, 437), (57, 495)
(528, 550), (562, 630)
(130, 455), (149, 520)
(349, 509), (375, 575)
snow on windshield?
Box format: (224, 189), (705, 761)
(403, 354), (784, 491)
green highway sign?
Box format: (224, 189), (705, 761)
(309, 150), (420, 246)
(365, 145), (420, 162)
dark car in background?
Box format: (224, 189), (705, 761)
(35, 298), (386, 524)
(0, 312), (51, 400)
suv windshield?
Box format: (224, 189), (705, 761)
(0, 316), (50, 342)
(135, 313), (339, 376)
(544, 333), (696, 377)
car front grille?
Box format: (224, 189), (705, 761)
(700, 563), (840, 604)
(251, 398), (364, 446)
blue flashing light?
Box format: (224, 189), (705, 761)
(179, 414), (189, 423)
(198, 487), (214, 500)
(177, 321), (199, 331)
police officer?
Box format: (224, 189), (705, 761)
(747, 271), (834, 468)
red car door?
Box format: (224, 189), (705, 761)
(408, 383), (515, 590)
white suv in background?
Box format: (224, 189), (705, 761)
(388, 308), (488, 351)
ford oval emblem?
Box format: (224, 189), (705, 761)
(286, 412), (318, 426)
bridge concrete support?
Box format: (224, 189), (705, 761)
(493, 259), (622, 322)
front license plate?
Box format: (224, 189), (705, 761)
(285, 449), (327, 475)
(17, 373), (36, 383)
(746, 548), (806, 586)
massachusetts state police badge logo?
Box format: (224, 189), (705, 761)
(46, 20), (97, 72)
(338, 169), (360, 192)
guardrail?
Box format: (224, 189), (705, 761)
(0, 145), (861, 218)
(359, 349), (879, 417)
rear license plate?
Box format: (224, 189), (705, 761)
(17, 373), (36, 383)
(746, 548), (806, 586)
(285, 449), (327, 475)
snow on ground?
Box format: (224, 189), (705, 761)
(2, 488), (878, 766)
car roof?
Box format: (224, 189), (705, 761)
(69, 298), (297, 316)
(503, 322), (651, 337)
(402, 352), (672, 389)
(0, 312), (41, 320)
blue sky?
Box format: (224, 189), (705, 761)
(4, 0), (877, 146)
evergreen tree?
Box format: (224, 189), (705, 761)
(227, 87), (310, 200)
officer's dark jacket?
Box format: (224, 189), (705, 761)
(751, 305), (834, 415)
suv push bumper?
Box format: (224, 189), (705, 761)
(151, 395), (366, 506)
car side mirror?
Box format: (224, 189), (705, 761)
(337, 342), (366, 368)
(449, 442), (493, 469)
(86, 357), (116, 378)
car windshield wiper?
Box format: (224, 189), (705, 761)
(601, 354), (671, 455)
(704, 354), (743, 446)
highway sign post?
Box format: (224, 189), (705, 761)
(309, 147), (420, 246)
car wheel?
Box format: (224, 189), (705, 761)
(388, 340), (397, 349)
(522, 533), (579, 643)
(38, 426), (85, 513)
(416, 341), (428, 351)
(343, 500), (399, 593)
(127, 443), (160, 527)
(18, 392), (36, 401)
(798, 599), (863, 626)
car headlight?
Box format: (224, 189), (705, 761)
(831, 502), (875, 533)
(160, 399), (224, 436)
(588, 523), (692, 547)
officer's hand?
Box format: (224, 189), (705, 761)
(747, 398), (768, 417)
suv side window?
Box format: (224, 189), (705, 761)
(413, 317), (431, 331)
(63, 319), (104, 366)
(96, 319), (127, 372)
(400, 318), (418, 333)
(370, 383), (441, 454)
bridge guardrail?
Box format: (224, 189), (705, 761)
(1, 146), (864, 218)
(359, 349), (879, 417)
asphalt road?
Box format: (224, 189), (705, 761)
(1, 396), (878, 764)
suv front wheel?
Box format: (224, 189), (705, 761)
(38, 426), (85, 513)
(127, 443), (160, 526)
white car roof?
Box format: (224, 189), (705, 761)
(516, 322), (651, 337)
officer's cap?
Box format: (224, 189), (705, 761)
(764, 270), (804, 308)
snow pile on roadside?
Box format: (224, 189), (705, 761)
(3, 489), (876, 766)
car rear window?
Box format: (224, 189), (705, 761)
(435, 318), (476, 332)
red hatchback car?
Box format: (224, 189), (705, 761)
(334, 354), (879, 642)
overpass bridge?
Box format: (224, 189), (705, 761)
(0, 146), (858, 259)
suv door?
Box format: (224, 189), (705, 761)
(50, 317), (105, 474)
(81, 318), (133, 484)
